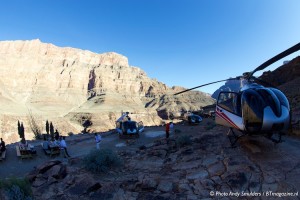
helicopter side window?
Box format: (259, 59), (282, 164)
(217, 92), (241, 116)
(116, 121), (122, 129)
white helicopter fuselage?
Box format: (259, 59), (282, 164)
(215, 84), (290, 134)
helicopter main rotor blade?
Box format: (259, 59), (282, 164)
(174, 78), (237, 95)
(248, 42), (300, 79)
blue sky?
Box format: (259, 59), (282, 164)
(1, 0), (300, 94)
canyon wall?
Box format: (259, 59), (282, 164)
(0, 39), (215, 143)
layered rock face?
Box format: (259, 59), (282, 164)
(0, 39), (142, 111)
(260, 57), (300, 87)
(0, 39), (214, 143)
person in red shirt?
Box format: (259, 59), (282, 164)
(165, 122), (170, 139)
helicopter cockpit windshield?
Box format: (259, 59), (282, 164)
(122, 121), (138, 133)
(217, 92), (241, 116)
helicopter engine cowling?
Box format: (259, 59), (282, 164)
(242, 87), (290, 134)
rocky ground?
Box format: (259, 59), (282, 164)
(1, 119), (300, 199)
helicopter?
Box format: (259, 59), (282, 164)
(115, 111), (144, 139)
(182, 111), (203, 125)
(174, 42), (300, 146)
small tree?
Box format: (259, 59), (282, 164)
(17, 121), (21, 138)
(49, 122), (54, 139)
(176, 135), (192, 147)
(46, 120), (49, 138)
(20, 123), (25, 139)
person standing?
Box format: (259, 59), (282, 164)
(169, 122), (174, 135)
(60, 136), (71, 158)
(54, 129), (60, 141)
(42, 137), (50, 151)
(0, 138), (5, 153)
(165, 122), (170, 139)
(95, 133), (102, 149)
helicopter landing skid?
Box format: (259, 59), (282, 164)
(265, 131), (283, 144)
(227, 128), (244, 147)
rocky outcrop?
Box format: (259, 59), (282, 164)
(211, 79), (241, 99)
(0, 39), (214, 143)
(260, 56), (300, 87)
(146, 86), (214, 119)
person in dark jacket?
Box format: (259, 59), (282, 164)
(54, 129), (60, 140)
(0, 138), (5, 153)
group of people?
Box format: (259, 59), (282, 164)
(2, 122), (174, 159)
(0, 138), (6, 154)
(18, 137), (36, 154)
(42, 135), (71, 158)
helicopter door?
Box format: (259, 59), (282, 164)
(216, 92), (242, 129)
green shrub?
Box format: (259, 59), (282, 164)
(174, 129), (181, 133)
(68, 132), (74, 136)
(0, 178), (33, 200)
(7, 185), (33, 200)
(176, 135), (192, 147)
(205, 121), (216, 130)
(83, 149), (122, 173)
